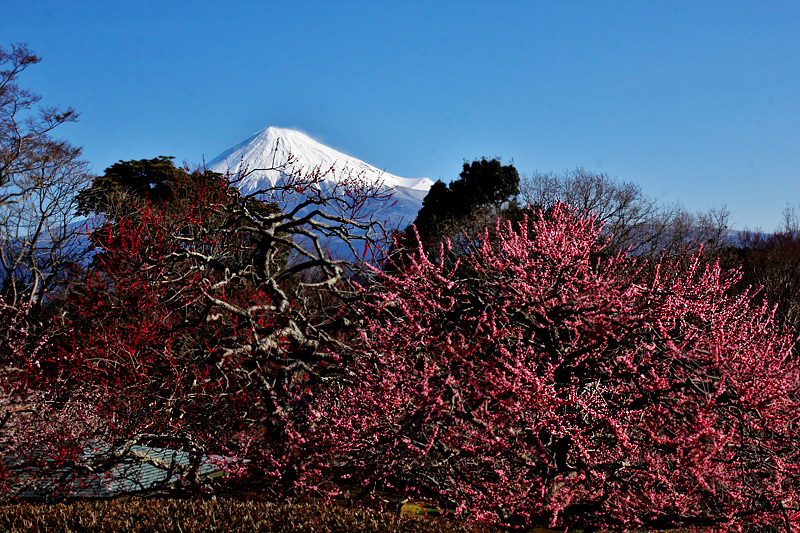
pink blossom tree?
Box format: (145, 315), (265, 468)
(307, 204), (800, 531)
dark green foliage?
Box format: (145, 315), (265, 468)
(0, 499), (505, 533)
(410, 158), (519, 245)
(76, 156), (224, 219)
(415, 180), (451, 241)
(450, 158), (520, 210)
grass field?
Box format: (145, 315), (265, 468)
(0, 498), (515, 533)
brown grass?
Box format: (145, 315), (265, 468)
(0, 498), (510, 533)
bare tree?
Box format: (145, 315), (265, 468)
(520, 168), (730, 257)
(652, 202), (731, 257)
(520, 168), (657, 250)
(0, 43), (91, 308)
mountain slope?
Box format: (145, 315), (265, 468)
(207, 127), (432, 229)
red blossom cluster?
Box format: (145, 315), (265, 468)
(305, 204), (800, 531)
(3, 165), (387, 498)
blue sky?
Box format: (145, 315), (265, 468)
(4, 1), (799, 230)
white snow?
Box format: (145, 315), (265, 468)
(207, 127), (433, 195)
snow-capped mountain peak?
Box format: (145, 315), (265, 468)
(207, 127), (432, 230)
(207, 126), (433, 194)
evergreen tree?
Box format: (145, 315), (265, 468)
(409, 157), (519, 245)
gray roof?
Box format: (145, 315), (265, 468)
(9, 442), (233, 500)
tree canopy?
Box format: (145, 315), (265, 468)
(409, 157), (519, 245)
(76, 156), (223, 219)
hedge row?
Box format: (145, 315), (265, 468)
(0, 499), (509, 533)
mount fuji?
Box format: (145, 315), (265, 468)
(207, 127), (433, 230)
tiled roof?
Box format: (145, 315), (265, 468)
(9, 442), (232, 499)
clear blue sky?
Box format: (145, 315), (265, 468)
(4, 1), (799, 230)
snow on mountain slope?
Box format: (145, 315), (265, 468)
(207, 127), (432, 231)
(208, 127), (432, 193)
